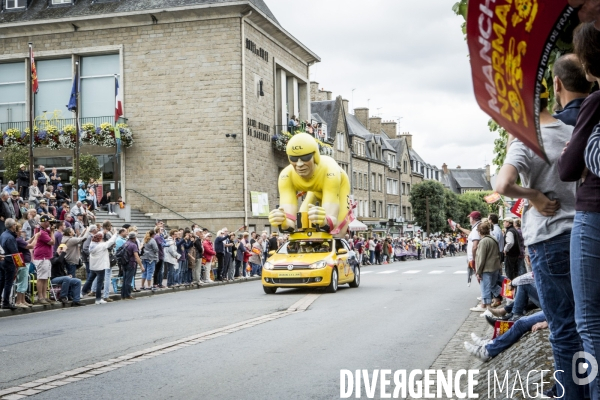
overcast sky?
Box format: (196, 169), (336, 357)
(267, 0), (494, 170)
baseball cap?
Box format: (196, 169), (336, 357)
(39, 215), (52, 222)
(57, 183), (63, 187)
(504, 217), (514, 224)
(39, 199), (47, 204)
(468, 211), (482, 220)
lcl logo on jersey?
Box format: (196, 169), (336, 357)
(291, 146), (303, 150)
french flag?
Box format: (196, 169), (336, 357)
(115, 76), (123, 122)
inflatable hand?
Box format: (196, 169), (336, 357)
(269, 208), (288, 229)
(308, 204), (327, 227)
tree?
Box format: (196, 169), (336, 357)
(409, 180), (447, 234)
(3, 147), (29, 182)
(459, 191), (494, 220)
(71, 154), (101, 185)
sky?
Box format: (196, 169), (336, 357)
(266, 0), (495, 170)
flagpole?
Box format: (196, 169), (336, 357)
(75, 61), (80, 187)
(27, 43), (34, 184)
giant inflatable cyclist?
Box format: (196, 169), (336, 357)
(269, 133), (352, 237)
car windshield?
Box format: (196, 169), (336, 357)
(278, 240), (333, 254)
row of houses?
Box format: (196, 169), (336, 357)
(0, 0), (492, 234)
(310, 87), (493, 235)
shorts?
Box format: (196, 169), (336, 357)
(33, 259), (52, 279)
(16, 267), (29, 293)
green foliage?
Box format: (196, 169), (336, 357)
(489, 120), (509, 172)
(71, 154), (101, 186)
(409, 181), (447, 234)
(3, 147), (29, 182)
(452, 0), (468, 36)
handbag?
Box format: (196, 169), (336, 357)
(109, 252), (118, 267)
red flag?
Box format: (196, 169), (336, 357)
(466, 1), (575, 161)
(31, 51), (39, 94)
(115, 77), (123, 122)
(511, 199), (525, 218)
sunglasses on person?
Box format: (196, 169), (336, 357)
(288, 152), (314, 163)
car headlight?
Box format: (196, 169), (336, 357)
(309, 261), (327, 269)
(264, 262), (274, 270)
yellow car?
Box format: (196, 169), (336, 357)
(262, 231), (360, 294)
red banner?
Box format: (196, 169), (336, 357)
(493, 320), (515, 339)
(502, 278), (515, 299)
(466, 0), (575, 161)
(511, 198), (525, 218)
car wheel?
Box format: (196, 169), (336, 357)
(349, 266), (360, 288)
(326, 268), (338, 293)
(263, 286), (277, 294)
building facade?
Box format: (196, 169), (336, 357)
(0, 0), (320, 232)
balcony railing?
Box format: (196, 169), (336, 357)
(0, 116), (121, 133)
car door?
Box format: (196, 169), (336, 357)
(335, 239), (350, 283)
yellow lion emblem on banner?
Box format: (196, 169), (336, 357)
(512, 0), (539, 32)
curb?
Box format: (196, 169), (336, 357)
(0, 277), (262, 319)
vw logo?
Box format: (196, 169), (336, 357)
(287, 265), (294, 271)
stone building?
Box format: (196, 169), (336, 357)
(0, 0), (320, 232)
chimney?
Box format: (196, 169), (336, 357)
(456, 165), (462, 169)
(402, 132), (413, 149)
(310, 81), (319, 102)
(326, 91), (333, 101)
(442, 163), (448, 174)
(342, 98), (349, 114)
(381, 121), (397, 138)
(317, 89), (328, 102)
(485, 164), (491, 182)
(354, 108), (369, 129)
(369, 117), (382, 134)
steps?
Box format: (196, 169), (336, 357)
(94, 209), (158, 235)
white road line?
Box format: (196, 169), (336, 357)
(377, 270), (398, 274)
(403, 270), (421, 274)
(361, 271), (374, 274)
(0, 294), (320, 399)
(454, 271), (468, 274)
(428, 271), (444, 274)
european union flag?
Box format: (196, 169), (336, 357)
(67, 71), (78, 112)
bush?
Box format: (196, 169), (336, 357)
(3, 147), (29, 182)
(71, 154), (102, 186)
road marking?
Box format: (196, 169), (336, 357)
(403, 270), (421, 274)
(454, 271), (468, 274)
(361, 271), (374, 274)
(0, 293), (320, 399)
(428, 271), (444, 274)
(377, 270), (397, 274)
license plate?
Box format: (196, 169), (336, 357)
(278, 272), (302, 278)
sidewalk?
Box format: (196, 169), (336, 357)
(410, 308), (555, 400)
(0, 276), (261, 319)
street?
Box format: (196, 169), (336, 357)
(1, 255), (480, 400)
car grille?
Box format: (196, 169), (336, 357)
(272, 278), (315, 284)
(274, 265), (311, 270)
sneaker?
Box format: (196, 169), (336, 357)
(71, 302), (86, 307)
(476, 296), (482, 301)
(1, 304), (17, 310)
(95, 299), (107, 305)
(464, 342), (491, 362)
(470, 305), (488, 312)
(470, 333), (492, 346)
(103, 298), (114, 302)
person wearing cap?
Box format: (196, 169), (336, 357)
(9, 191), (21, 221)
(496, 78), (581, 399)
(81, 228), (118, 304)
(50, 243), (85, 307)
(32, 214), (56, 304)
(268, 133), (351, 237)
(54, 183), (71, 205)
(17, 164), (29, 199)
(37, 199), (50, 216)
(456, 211), (483, 270)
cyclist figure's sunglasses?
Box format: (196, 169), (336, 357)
(289, 152), (315, 163)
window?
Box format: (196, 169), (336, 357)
(403, 160), (408, 173)
(35, 58), (72, 118)
(407, 184), (411, 194)
(402, 183), (406, 195)
(337, 132), (345, 151)
(378, 174), (383, 192)
(363, 174), (367, 190)
(386, 179), (398, 195)
(387, 204), (398, 219)
(353, 172), (357, 189)
(0, 62), (26, 125)
(388, 154), (396, 169)
(378, 201), (383, 218)
(372, 201), (377, 217)
(358, 174), (362, 189)
(402, 206), (407, 220)
(371, 173), (376, 191)
(81, 54), (120, 118)
(6, 0), (26, 9)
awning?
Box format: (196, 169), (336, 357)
(349, 219), (368, 232)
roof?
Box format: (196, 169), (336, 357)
(310, 100), (337, 129)
(0, 0), (279, 24)
(409, 148), (426, 164)
(442, 169), (492, 193)
(387, 138), (407, 157)
(346, 113), (371, 140)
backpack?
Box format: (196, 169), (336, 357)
(115, 243), (131, 267)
